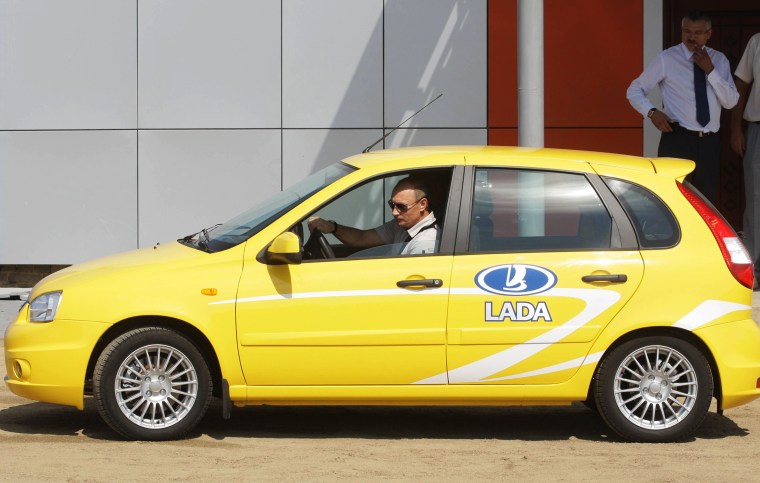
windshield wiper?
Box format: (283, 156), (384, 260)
(180, 223), (222, 251)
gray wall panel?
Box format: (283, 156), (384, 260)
(0, 131), (137, 264)
(138, 0), (281, 128)
(283, 0), (383, 128)
(137, 130), (281, 246)
(384, 0), (487, 128)
(282, 129), (382, 188)
(0, 0), (137, 129)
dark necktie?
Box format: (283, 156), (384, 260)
(694, 60), (710, 127)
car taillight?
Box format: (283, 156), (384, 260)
(678, 182), (754, 289)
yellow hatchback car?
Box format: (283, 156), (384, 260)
(5, 146), (760, 442)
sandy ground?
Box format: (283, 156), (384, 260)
(3, 298), (760, 481)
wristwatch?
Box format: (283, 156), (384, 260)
(329, 220), (338, 234)
(647, 108), (657, 118)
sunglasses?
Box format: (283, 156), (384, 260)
(387, 197), (424, 213)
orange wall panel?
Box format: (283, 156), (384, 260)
(545, 128), (642, 155)
(544, 1), (643, 128)
(488, 128), (518, 146)
(489, 128), (641, 156)
(488, 0), (645, 150)
(488, 0), (518, 128)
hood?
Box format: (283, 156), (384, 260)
(32, 241), (209, 298)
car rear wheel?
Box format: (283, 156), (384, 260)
(93, 327), (212, 440)
(595, 336), (712, 442)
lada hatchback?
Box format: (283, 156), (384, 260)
(5, 146), (760, 442)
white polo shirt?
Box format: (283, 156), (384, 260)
(374, 212), (439, 255)
(735, 33), (760, 122)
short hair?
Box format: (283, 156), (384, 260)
(395, 176), (430, 203)
(683, 10), (712, 29)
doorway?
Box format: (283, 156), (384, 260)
(664, 2), (760, 230)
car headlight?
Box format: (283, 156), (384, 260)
(29, 291), (63, 322)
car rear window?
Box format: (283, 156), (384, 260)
(604, 178), (680, 248)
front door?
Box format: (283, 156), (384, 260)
(235, 168), (457, 386)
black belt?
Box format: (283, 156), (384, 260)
(672, 127), (716, 137)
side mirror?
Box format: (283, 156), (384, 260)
(263, 232), (302, 265)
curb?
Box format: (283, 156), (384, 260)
(0, 288), (30, 300)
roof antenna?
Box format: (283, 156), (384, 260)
(362, 93), (443, 153)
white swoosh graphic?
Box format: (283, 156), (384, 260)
(415, 288), (621, 384)
(484, 351), (605, 382)
(415, 297), (751, 385)
(672, 300), (751, 330)
(210, 287), (448, 305)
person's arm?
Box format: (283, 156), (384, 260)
(307, 217), (384, 248)
(731, 78), (751, 157)
(705, 52), (740, 109)
(626, 54), (674, 132)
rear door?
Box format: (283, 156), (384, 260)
(439, 165), (644, 385)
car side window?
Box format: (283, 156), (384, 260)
(300, 168), (453, 260)
(469, 168), (612, 253)
(604, 178), (680, 248)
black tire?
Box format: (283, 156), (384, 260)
(93, 327), (212, 440)
(594, 336), (713, 442)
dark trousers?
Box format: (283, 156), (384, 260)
(658, 130), (721, 206)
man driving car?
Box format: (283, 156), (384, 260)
(308, 176), (439, 256)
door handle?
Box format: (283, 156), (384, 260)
(396, 279), (444, 288)
(582, 274), (628, 283)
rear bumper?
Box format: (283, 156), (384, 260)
(696, 318), (760, 409)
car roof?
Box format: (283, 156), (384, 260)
(342, 145), (694, 178)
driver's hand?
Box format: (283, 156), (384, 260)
(308, 216), (332, 233)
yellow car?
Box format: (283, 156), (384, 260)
(5, 146), (760, 442)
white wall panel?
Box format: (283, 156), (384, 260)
(282, 129), (382, 187)
(384, 0), (487, 128)
(387, 128), (486, 148)
(138, 130), (281, 246)
(0, 131), (137, 264)
(283, 0), (383, 128)
(0, 0), (137, 129)
(138, 0), (281, 128)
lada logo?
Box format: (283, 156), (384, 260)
(475, 264), (557, 296)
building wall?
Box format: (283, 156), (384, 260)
(487, 0), (644, 153)
(0, 0), (488, 265)
(1, 0), (647, 267)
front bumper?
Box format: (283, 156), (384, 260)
(4, 305), (108, 409)
(696, 318), (760, 410)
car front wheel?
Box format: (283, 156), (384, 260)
(93, 327), (212, 440)
(595, 336), (713, 442)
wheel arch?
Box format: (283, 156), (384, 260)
(85, 316), (224, 399)
(587, 326), (722, 410)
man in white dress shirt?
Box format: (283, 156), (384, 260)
(627, 10), (739, 205)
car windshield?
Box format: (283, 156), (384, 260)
(181, 162), (355, 253)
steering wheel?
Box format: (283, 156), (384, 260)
(305, 228), (335, 259)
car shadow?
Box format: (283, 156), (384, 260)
(0, 399), (749, 442)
